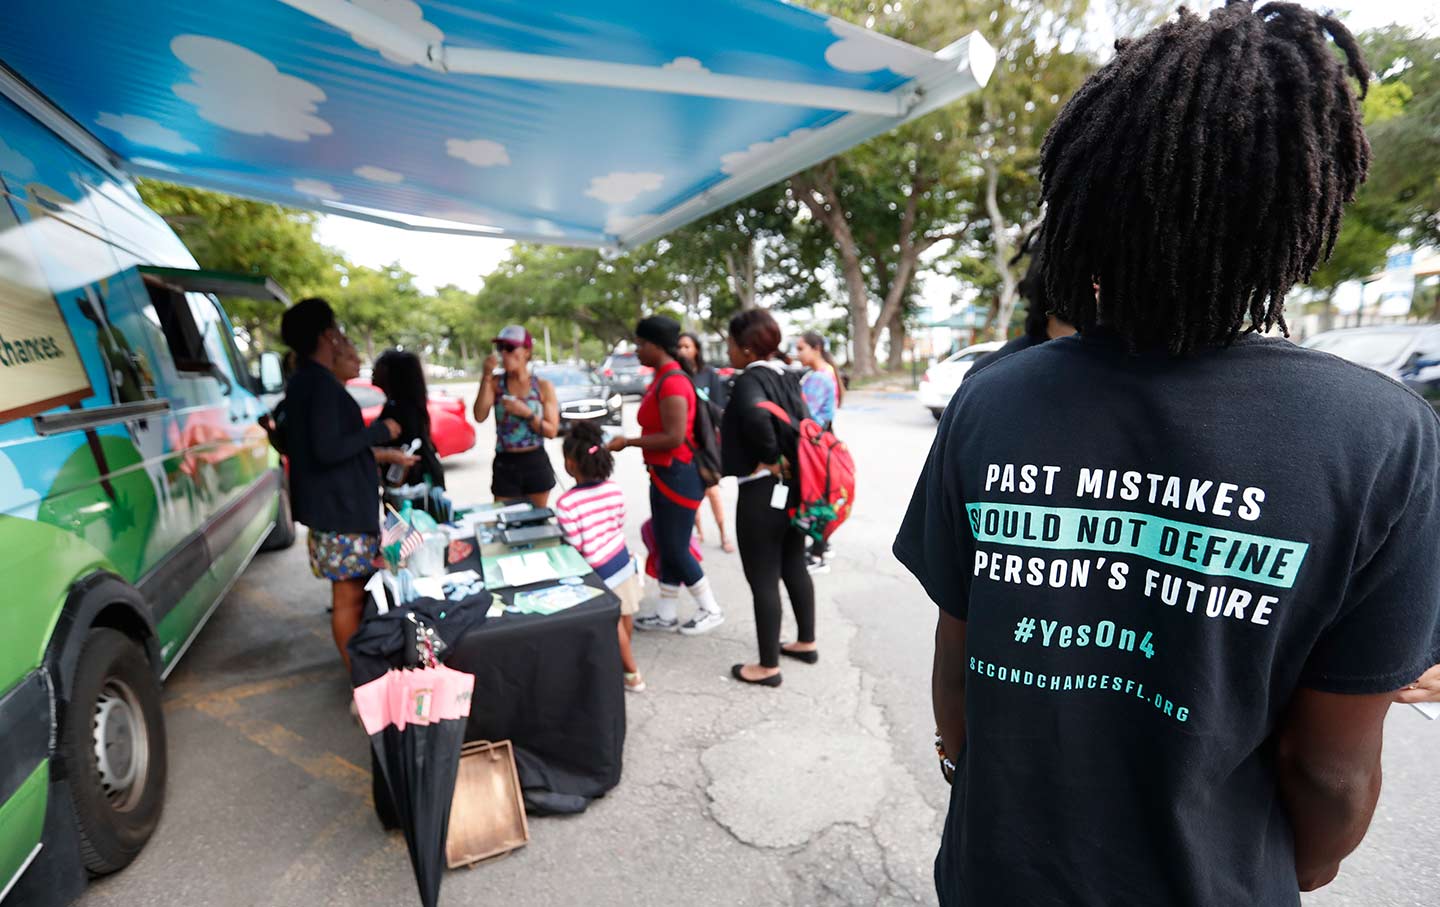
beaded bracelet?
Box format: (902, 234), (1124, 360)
(934, 729), (956, 785)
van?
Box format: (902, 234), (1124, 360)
(0, 79), (292, 902)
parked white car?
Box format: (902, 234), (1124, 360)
(918, 341), (1005, 420)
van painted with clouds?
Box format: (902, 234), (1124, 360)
(0, 75), (292, 903)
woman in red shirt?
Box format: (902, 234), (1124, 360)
(608, 316), (724, 635)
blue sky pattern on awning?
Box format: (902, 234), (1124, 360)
(0, 0), (989, 247)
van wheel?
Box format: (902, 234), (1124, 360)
(262, 481), (296, 551)
(62, 628), (167, 875)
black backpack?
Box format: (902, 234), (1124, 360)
(658, 370), (723, 488)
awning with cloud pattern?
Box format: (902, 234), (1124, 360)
(0, 0), (994, 249)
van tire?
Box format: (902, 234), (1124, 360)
(261, 481), (296, 551)
(61, 628), (167, 876)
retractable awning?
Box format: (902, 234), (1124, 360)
(137, 266), (293, 305)
(0, 1), (993, 250)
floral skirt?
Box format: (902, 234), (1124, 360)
(307, 530), (381, 582)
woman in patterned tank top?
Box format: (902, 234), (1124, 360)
(472, 324), (560, 506)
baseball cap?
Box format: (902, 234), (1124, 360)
(493, 325), (533, 349)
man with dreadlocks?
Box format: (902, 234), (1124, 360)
(895, 3), (1440, 905)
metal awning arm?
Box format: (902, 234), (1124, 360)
(275, 0), (986, 116)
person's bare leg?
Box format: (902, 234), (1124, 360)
(618, 616), (639, 674)
(527, 490), (551, 508)
(331, 578), (367, 671)
(693, 507), (705, 543)
(707, 486), (734, 552)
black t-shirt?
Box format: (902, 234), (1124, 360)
(965, 333), (1042, 380)
(894, 331), (1440, 907)
(378, 398), (445, 488)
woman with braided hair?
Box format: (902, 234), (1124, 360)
(897, 4), (1440, 904)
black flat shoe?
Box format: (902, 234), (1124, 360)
(780, 647), (818, 665)
(731, 664), (783, 687)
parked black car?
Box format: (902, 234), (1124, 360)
(1303, 324), (1440, 409)
(599, 350), (650, 396)
(535, 365), (623, 432)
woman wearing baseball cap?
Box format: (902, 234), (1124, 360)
(473, 324), (560, 506)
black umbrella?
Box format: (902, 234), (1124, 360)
(352, 605), (480, 907)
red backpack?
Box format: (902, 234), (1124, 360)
(755, 400), (856, 544)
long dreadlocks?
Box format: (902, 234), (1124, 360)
(1038, 1), (1370, 354)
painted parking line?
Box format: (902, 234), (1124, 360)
(172, 667), (372, 803)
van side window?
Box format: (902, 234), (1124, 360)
(142, 276), (211, 375)
(80, 285), (160, 405)
(185, 293), (244, 392)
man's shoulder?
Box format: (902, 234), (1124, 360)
(1260, 340), (1440, 428)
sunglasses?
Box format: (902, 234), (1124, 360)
(495, 342), (521, 354)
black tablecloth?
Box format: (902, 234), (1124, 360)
(369, 539), (625, 822)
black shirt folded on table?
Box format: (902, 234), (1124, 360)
(284, 359), (392, 534)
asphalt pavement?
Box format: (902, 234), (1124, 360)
(69, 389), (1436, 907)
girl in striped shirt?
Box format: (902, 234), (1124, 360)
(555, 421), (646, 692)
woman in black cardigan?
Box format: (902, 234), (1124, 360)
(720, 309), (817, 687)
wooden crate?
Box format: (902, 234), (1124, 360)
(446, 740), (530, 868)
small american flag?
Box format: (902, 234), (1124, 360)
(381, 510), (423, 562)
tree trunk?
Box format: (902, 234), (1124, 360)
(984, 160), (1021, 342)
(681, 283), (701, 329)
(886, 313), (907, 371)
(841, 252), (877, 376)
(723, 239), (759, 310)
(793, 168), (877, 377)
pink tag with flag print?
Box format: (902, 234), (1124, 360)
(352, 665), (476, 736)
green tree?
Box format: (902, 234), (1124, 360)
(1356, 27), (1440, 248)
(789, 0), (1101, 375)
(135, 180), (339, 347)
(477, 243), (682, 350)
(1305, 26), (1440, 325)
(426, 284), (494, 368)
(331, 262), (422, 360)
(662, 186), (796, 324)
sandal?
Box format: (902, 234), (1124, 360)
(731, 664), (782, 687)
(780, 646), (818, 665)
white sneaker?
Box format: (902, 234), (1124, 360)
(679, 609), (725, 636)
(635, 613), (679, 632)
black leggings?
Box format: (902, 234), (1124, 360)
(736, 477), (815, 668)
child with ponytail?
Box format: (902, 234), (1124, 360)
(555, 421), (645, 692)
